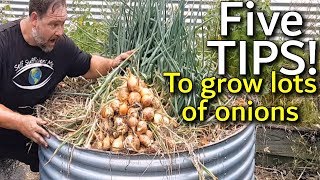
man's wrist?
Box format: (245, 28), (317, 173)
(12, 113), (24, 131)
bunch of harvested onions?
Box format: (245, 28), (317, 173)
(91, 71), (178, 153)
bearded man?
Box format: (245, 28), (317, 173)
(0, 0), (132, 172)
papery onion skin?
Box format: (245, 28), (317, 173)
(141, 95), (154, 107)
(110, 99), (121, 112)
(124, 134), (140, 151)
(136, 121), (148, 134)
(127, 116), (139, 130)
(128, 92), (141, 105)
(127, 74), (140, 92)
(146, 130), (153, 140)
(119, 103), (129, 116)
(112, 135), (124, 152)
(117, 87), (129, 102)
(139, 87), (153, 97)
(101, 105), (114, 118)
(153, 113), (163, 125)
(139, 134), (152, 147)
(102, 135), (111, 150)
(142, 107), (155, 121)
(127, 107), (139, 118)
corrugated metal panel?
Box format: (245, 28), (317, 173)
(39, 123), (255, 180)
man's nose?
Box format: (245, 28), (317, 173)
(55, 25), (64, 36)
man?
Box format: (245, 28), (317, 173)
(0, 0), (133, 172)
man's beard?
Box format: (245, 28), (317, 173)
(31, 27), (54, 53)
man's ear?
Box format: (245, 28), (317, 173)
(30, 12), (39, 27)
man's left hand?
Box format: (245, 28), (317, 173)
(113, 50), (135, 67)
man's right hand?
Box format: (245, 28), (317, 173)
(16, 115), (50, 147)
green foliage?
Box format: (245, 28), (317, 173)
(65, 1), (107, 54)
(106, 0), (214, 119)
(0, 4), (13, 24)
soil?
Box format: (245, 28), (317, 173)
(0, 162), (39, 180)
(255, 166), (320, 180)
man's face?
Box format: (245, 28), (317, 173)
(32, 5), (67, 52)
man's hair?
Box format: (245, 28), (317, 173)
(29, 0), (66, 18)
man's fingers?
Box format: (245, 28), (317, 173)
(114, 50), (135, 63)
(33, 132), (48, 147)
(112, 50), (136, 67)
(120, 53), (130, 59)
(120, 50), (134, 59)
(126, 50), (135, 54)
(30, 137), (39, 145)
(36, 118), (47, 125)
(36, 125), (50, 138)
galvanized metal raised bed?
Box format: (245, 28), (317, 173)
(39, 123), (255, 180)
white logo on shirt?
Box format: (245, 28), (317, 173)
(12, 57), (54, 90)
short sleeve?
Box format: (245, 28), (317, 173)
(61, 35), (92, 77)
(0, 36), (4, 79)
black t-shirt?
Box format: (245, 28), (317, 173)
(0, 20), (92, 115)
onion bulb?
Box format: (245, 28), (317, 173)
(113, 131), (120, 139)
(153, 113), (163, 125)
(102, 135), (111, 150)
(112, 135), (124, 152)
(103, 120), (113, 132)
(152, 99), (161, 109)
(119, 103), (128, 116)
(116, 123), (129, 135)
(117, 87), (129, 102)
(146, 130), (153, 140)
(141, 94), (154, 107)
(127, 108), (139, 118)
(96, 130), (104, 141)
(124, 134), (140, 151)
(142, 107), (154, 121)
(110, 99), (121, 112)
(92, 141), (103, 150)
(114, 117), (125, 127)
(139, 146), (146, 153)
(127, 73), (140, 92)
(128, 92), (141, 105)
(137, 121), (148, 134)
(127, 116), (138, 131)
(147, 144), (158, 154)
(101, 105), (114, 118)
(139, 87), (153, 97)
(163, 116), (170, 125)
(139, 134), (153, 147)
(109, 135), (115, 144)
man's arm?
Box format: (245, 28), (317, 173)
(83, 50), (134, 79)
(0, 104), (50, 147)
